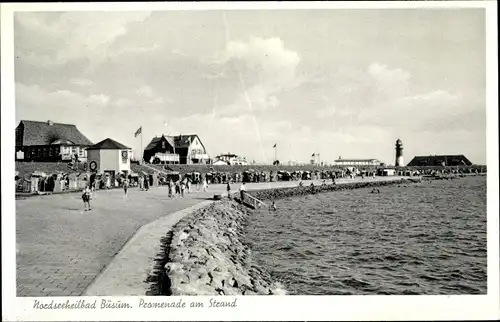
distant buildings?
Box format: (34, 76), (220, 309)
(407, 155), (472, 167)
(333, 157), (382, 166)
(15, 120), (93, 162)
(143, 134), (209, 165)
(213, 153), (248, 166)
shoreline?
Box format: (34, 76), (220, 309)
(82, 175), (478, 296)
(161, 177), (423, 296)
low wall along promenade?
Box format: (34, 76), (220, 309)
(165, 202), (284, 296)
(161, 177), (421, 296)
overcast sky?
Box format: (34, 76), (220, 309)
(14, 9), (486, 165)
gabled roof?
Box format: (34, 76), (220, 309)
(86, 138), (130, 150)
(171, 134), (199, 148)
(144, 135), (176, 151)
(144, 134), (203, 150)
(17, 120), (93, 146)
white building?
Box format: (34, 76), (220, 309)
(143, 134), (209, 165)
(214, 153), (248, 165)
(86, 138), (132, 176)
(334, 158), (382, 166)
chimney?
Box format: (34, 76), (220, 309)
(47, 120), (54, 126)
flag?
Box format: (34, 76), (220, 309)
(273, 143), (276, 148)
(312, 153), (315, 157)
(134, 126), (142, 137)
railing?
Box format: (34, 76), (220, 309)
(240, 192), (267, 209)
(155, 153), (180, 162)
(191, 153), (209, 160)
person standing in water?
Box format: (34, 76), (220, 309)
(82, 185), (92, 211)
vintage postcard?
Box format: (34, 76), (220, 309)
(1, 1), (499, 321)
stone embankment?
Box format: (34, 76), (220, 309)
(165, 201), (285, 296)
(247, 177), (422, 201)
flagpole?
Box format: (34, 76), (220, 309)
(140, 126), (143, 164)
(275, 144), (277, 164)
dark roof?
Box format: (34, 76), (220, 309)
(144, 135), (175, 151)
(407, 155), (472, 166)
(171, 134), (199, 148)
(144, 134), (202, 150)
(86, 138), (130, 150)
(17, 120), (93, 146)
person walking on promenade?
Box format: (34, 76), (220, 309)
(239, 182), (246, 202)
(226, 181), (231, 199)
(82, 185), (92, 211)
(168, 179), (174, 198)
(202, 177), (208, 192)
(90, 178), (96, 193)
(186, 177), (191, 194)
(144, 175), (149, 191)
(175, 180), (180, 196)
(123, 177), (129, 199)
(106, 175), (111, 190)
(196, 177), (201, 192)
(180, 179), (186, 198)
(139, 175), (144, 191)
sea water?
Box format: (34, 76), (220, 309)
(244, 176), (487, 295)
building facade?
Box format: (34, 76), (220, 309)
(334, 158), (382, 166)
(143, 134), (209, 165)
(86, 138), (132, 175)
(214, 153), (248, 165)
(407, 155), (473, 167)
(15, 120), (93, 162)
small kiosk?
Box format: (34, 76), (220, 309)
(86, 138), (131, 188)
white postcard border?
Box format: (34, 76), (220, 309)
(1, 1), (498, 321)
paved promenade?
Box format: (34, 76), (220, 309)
(16, 176), (405, 297)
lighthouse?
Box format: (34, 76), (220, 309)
(395, 139), (404, 167)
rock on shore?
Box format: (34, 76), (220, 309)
(165, 201), (285, 296)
